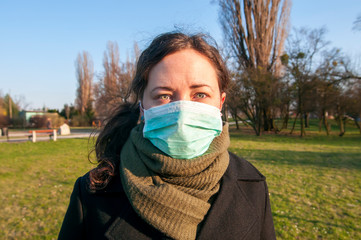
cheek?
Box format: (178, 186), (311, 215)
(217, 96), (223, 109)
(213, 93), (226, 110)
(141, 89), (153, 110)
(142, 102), (152, 111)
(203, 95), (222, 110)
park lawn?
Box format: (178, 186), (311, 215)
(228, 126), (361, 239)
(0, 138), (95, 239)
(0, 126), (360, 239)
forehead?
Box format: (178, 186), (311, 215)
(147, 49), (218, 86)
(156, 49), (214, 67)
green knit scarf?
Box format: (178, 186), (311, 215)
(119, 122), (230, 240)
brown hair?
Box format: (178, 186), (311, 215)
(89, 32), (230, 189)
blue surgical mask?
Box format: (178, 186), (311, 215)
(142, 100), (223, 159)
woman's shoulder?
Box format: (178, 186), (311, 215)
(227, 151), (266, 181)
(74, 170), (124, 196)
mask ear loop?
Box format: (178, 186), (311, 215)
(139, 101), (145, 121)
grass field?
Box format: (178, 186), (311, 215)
(0, 139), (94, 239)
(0, 122), (360, 239)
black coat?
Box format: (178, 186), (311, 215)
(58, 152), (276, 240)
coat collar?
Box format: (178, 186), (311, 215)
(196, 152), (265, 240)
(98, 152), (266, 239)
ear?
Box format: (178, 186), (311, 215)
(220, 92), (226, 110)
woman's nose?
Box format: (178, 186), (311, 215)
(173, 91), (191, 101)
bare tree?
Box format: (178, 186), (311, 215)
(225, 73), (243, 130)
(353, 13), (361, 31)
(75, 51), (94, 115)
(219, 0), (291, 135)
(283, 27), (361, 137)
(281, 27), (329, 136)
(316, 52), (361, 136)
(344, 79), (361, 133)
(94, 41), (138, 118)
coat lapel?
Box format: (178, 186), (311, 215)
(104, 198), (160, 240)
(102, 176), (164, 240)
(197, 175), (258, 239)
(197, 152), (265, 240)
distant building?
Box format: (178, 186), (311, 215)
(19, 110), (58, 127)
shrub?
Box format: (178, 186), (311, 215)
(29, 115), (48, 128)
(28, 114), (66, 129)
(11, 116), (26, 128)
(0, 114), (10, 127)
(47, 114), (65, 128)
(71, 115), (91, 127)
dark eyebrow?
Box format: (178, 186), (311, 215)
(150, 84), (213, 94)
(150, 86), (174, 94)
(190, 84), (213, 90)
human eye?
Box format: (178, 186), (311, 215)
(158, 94), (171, 101)
(194, 93), (207, 99)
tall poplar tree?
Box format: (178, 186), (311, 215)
(75, 51), (94, 115)
(219, 0), (291, 135)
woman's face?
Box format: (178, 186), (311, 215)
(142, 49), (226, 110)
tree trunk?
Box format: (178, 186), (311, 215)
(335, 104), (345, 136)
(270, 117), (275, 130)
(354, 119), (361, 134)
(300, 112), (306, 137)
(282, 113), (289, 129)
(304, 113), (310, 128)
(322, 110), (330, 136)
(290, 113), (299, 135)
(256, 106), (262, 136)
(263, 108), (270, 132)
(318, 117), (323, 132)
(338, 117), (344, 136)
(272, 119), (279, 134)
(282, 105), (290, 130)
(233, 113), (239, 130)
(337, 115), (345, 137)
(263, 107), (275, 132)
(256, 119), (262, 136)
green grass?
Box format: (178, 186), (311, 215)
(0, 139), (94, 239)
(228, 126), (361, 239)
(0, 126), (361, 239)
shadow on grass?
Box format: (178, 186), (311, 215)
(273, 213), (360, 231)
(229, 131), (361, 148)
(228, 148), (361, 170)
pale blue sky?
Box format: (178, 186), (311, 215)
(1, 0), (360, 110)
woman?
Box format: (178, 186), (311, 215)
(58, 32), (276, 240)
